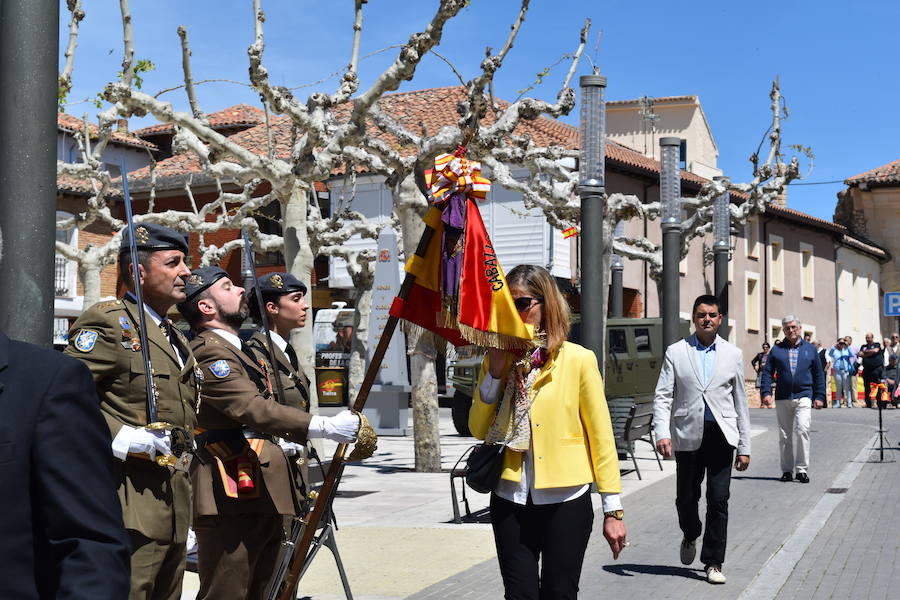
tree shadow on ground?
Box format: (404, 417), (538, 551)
(602, 563), (705, 580)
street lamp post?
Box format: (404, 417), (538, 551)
(0, 0), (59, 346)
(713, 176), (731, 339)
(578, 74), (607, 371)
(659, 137), (682, 349)
(610, 220), (624, 318)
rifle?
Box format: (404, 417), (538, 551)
(240, 230), (289, 408)
(269, 223), (437, 600)
(120, 162), (193, 470)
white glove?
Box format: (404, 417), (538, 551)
(279, 440), (305, 457)
(112, 425), (171, 460)
(308, 410), (360, 443)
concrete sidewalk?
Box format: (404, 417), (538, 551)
(181, 406), (897, 600)
(181, 406), (695, 599)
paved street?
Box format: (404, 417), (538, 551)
(181, 405), (899, 599)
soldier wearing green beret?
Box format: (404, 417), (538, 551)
(65, 223), (200, 600)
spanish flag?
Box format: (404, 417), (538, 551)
(389, 152), (533, 349)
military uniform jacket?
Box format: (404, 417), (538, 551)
(245, 331), (311, 497)
(64, 296), (200, 543)
(189, 329), (312, 519)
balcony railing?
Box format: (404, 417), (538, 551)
(55, 256), (70, 297)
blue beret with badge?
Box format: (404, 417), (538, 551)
(119, 222), (189, 255)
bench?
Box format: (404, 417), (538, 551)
(608, 395), (663, 480)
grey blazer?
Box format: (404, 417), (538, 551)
(653, 335), (751, 455)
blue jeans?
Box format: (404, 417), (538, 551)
(833, 371), (854, 407)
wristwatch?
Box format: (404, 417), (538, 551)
(603, 509), (624, 520)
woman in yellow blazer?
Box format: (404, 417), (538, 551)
(469, 265), (627, 600)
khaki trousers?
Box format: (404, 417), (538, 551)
(776, 397), (811, 474)
(128, 531), (187, 600)
(194, 513), (283, 600)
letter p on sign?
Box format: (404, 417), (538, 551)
(885, 292), (900, 317)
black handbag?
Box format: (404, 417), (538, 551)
(465, 443), (506, 493)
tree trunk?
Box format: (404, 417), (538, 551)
(347, 256), (374, 399)
(597, 214), (614, 377)
(79, 260), (103, 309)
(409, 330), (441, 471)
(395, 174), (442, 472)
(280, 184), (322, 451)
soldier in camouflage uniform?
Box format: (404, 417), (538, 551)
(65, 223), (200, 600)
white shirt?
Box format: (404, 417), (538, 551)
(479, 374), (622, 511)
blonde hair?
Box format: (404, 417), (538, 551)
(506, 264), (570, 353)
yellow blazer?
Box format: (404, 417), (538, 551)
(469, 342), (621, 493)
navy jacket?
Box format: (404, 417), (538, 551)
(0, 332), (130, 599)
(760, 338), (826, 401)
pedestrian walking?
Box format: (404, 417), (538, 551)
(469, 264), (626, 599)
(177, 267), (360, 600)
(760, 315), (826, 483)
(0, 331), (131, 599)
(65, 223), (199, 600)
(751, 342), (771, 403)
(829, 338), (855, 408)
(859, 333), (884, 408)
(652, 295), (750, 584)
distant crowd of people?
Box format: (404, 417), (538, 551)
(751, 331), (900, 409)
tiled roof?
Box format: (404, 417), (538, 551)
(133, 104), (265, 137)
(845, 159), (900, 187)
(56, 172), (124, 199)
(123, 87), (713, 192)
(606, 95), (698, 106)
(765, 203), (846, 233)
(57, 113), (157, 151)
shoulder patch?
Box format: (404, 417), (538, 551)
(209, 359), (231, 378)
(74, 329), (99, 352)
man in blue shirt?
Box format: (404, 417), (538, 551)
(760, 315), (826, 483)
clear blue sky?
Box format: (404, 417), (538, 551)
(61, 0), (898, 221)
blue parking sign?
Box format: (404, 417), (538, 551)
(885, 292), (900, 317)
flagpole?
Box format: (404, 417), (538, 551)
(273, 222), (436, 600)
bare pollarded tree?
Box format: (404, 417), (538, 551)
(70, 0), (596, 471)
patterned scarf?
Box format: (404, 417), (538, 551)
(485, 347), (549, 451)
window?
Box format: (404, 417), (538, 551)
(254, 201), (284, 267)
(770, 319), (783, 343)
(634, 328), (651, 353)
(55, 211), (77, 298)
(608, 329), (627, 354)
(727, 318), (736, 344)
(800, 242), (815, 299)
(102, 162), (122, 179)
(744, 216), (759, 259)
(745, 272), (760, 332)
(802, 324), (816, 343)
(768, 234), (784, 293)
(679, 254), (688, 276)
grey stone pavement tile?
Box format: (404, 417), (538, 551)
(407, 407), (900, 600)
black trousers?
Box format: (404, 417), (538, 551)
(490, 491), (594, 600)
(863, 368), (884, 408)
(675, 420), (734, 567)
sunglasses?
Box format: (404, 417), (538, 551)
(514, 296), (543, 311)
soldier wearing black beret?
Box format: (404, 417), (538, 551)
(65, 222), (199, 600)
(178, 269), (359, 599)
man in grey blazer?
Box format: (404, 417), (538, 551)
(653, 295), (751, 585)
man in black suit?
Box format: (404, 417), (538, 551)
(0, 330), (130, 598)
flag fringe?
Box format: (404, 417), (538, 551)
(436, 308), (533, 351)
